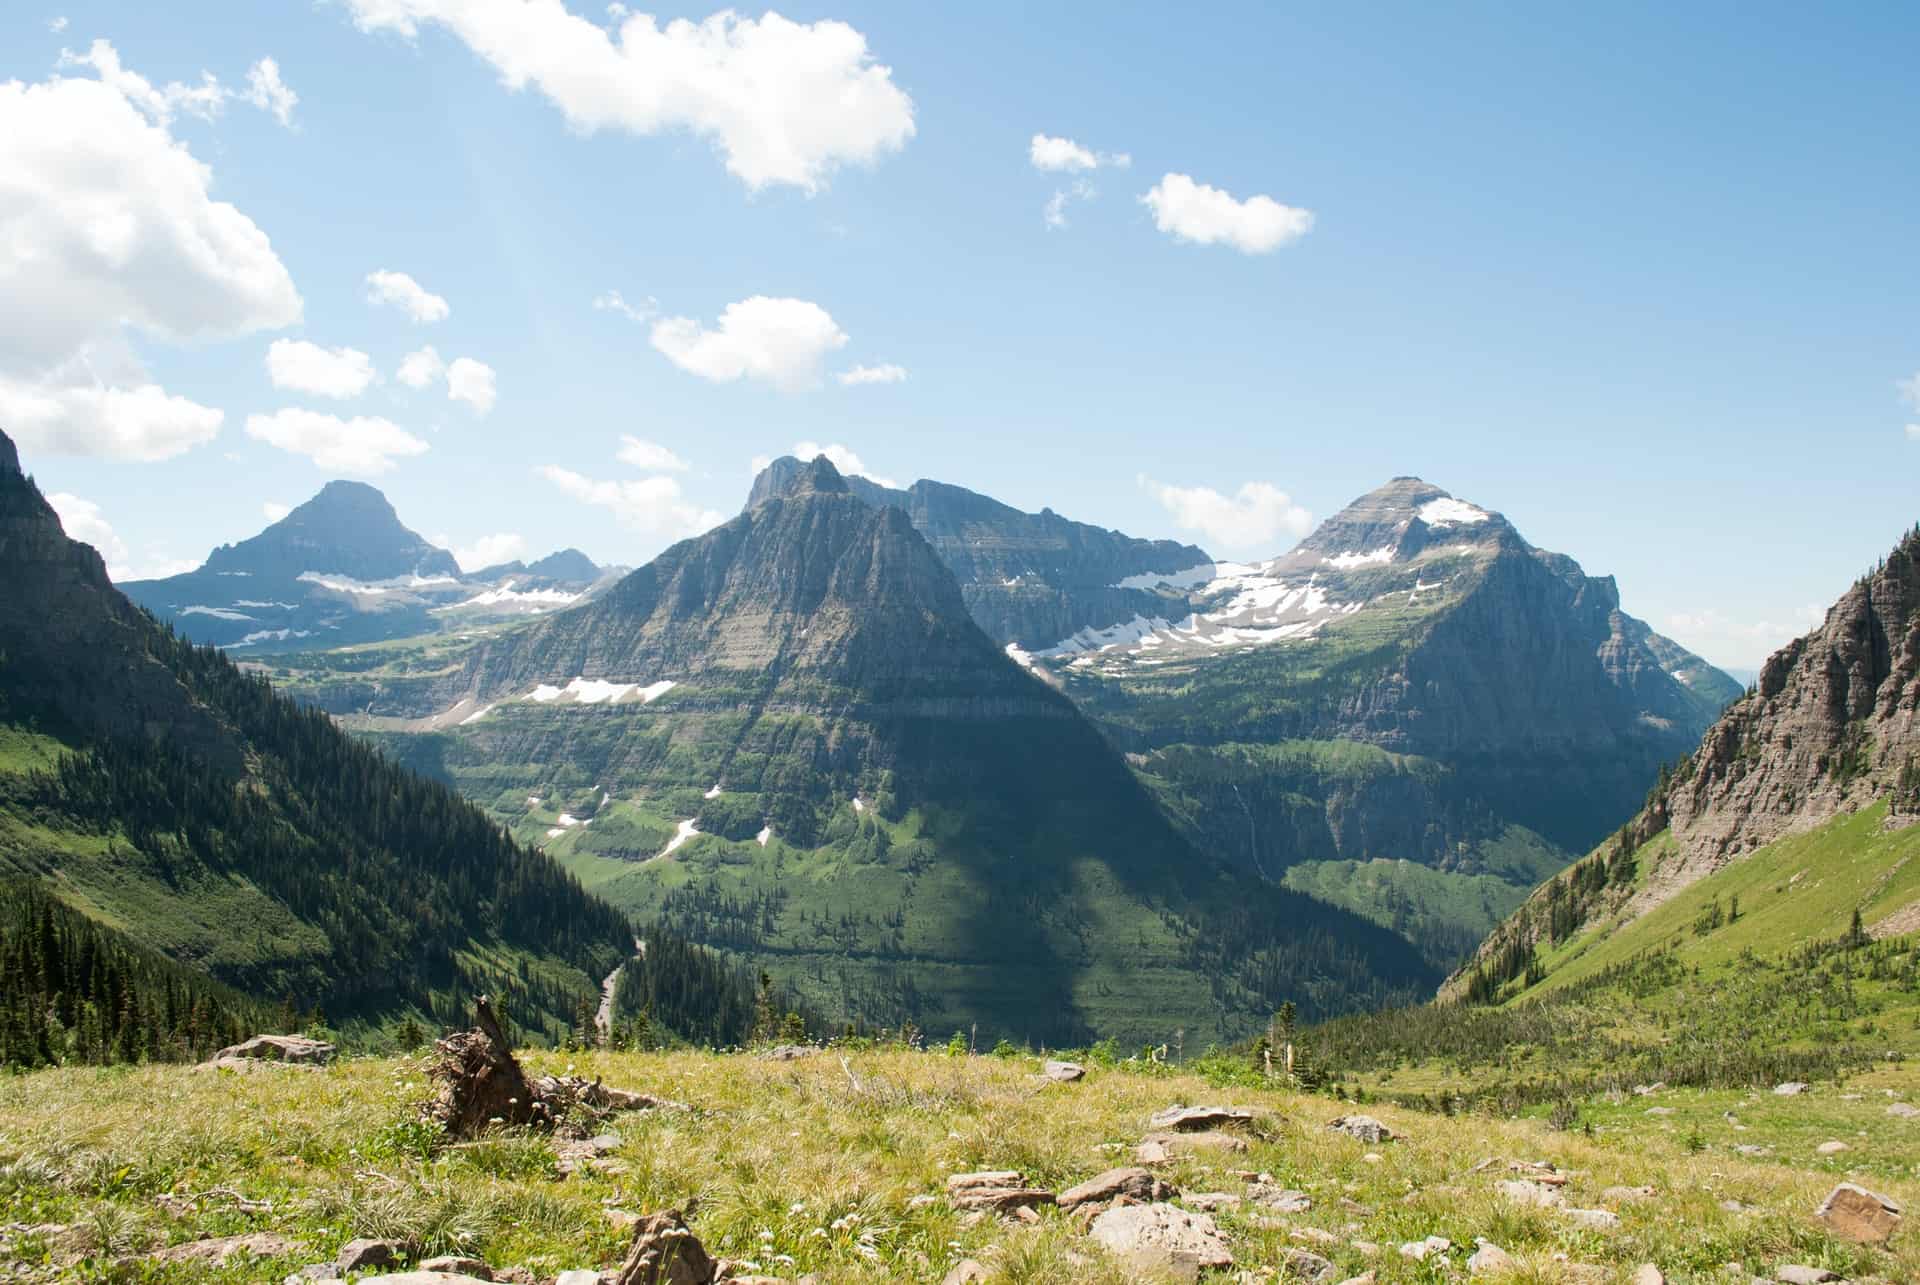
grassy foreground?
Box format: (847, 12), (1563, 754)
(0, 1046), (1913, 1283)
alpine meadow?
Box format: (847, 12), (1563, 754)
(3, 4), (1919, 1283)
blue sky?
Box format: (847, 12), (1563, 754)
(4, 1), (1917, 670)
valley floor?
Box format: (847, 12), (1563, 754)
(0, 1046), (1913, 1282)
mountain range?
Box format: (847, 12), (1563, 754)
(0, 430), (630, 1041)
(119, 481), (622, 653)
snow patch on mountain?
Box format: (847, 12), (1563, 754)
(1323, 546), (1395, 569)
(524, 677), (677, 706)
(1417, 497), (1489, 527)
(656, 818), (701, 859)
(1111, 563), (1219, 591)
(298, 571), (461, 595)
(446, 584), (583, 611)
(180, 605), (256, 621)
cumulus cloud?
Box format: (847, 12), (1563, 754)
(243, 57), (298, 126)
(446, 356), (497, 415)
(0, 48), (300, 460)
(266, 339), (376, 398)
(765, 440), (898, 489)
(263, 501), (292, 521)
(651, 296), (848, 392)
(616, 436), (689, 471)
(396, 345), (445, 389)
(1029, 133), (1128, 173)
(365, 269), (449, 323)
(344, 1), (914, 192)
(245, 408), (429, 476)
(1141, 173), (1314, 254)
(59, 39), (228, 125)
(0, 375), (224, 462)
(837, 363), (907, 387)
(443, 531), (526, 572)
(1140, 475), (1313, 551)
(49, 17), (69, 33)
(538, 464), (724, 539)
(594, 290), (658, 323)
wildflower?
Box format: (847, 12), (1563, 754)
(788, 1202), (806, 1214)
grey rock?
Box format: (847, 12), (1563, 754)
(1147, 1104), (1257, 1132)
(1041, 1059), (1085, 1082)
(419, 1257), (494, 1279)
(1816, 1181), (1902, 1245)
(1774, 1082), (1809, 1096)
(1774, 1269), (1841, 1285)
(1057, 1167), (1169, 1211)
(1325, 1114), (1397, 1143)
(1247, 1184), (1313, 1213)
(1281, 1248), (1336, 1282)
(337, 1238), (404, 1272)
(1467, 1240), (1514, 1275)
(1088, 1203), (1232, 1281)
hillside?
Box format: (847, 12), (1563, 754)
(1034, 478), (1739, 968)
(1453, 524), (1920, 1008)
(0, 431), (631, 1042)
(304, 456), (1434, 1045)
(119, 483), (615, 653)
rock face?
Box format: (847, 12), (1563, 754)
(746, 455), (1211, 650)
(386, 455), (1432, 1044)
(1087, 1202), (1233, 1280)
(1815, 1181), (1902, 1245)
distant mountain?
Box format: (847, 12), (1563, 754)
(747, 455), (1212, 650)
(1451, 522), (1920, 1004)
(1033, 477), (1742, 966)
(0, 430), (631, 1039)
(121, 487), (611, 652)
(335, 456), (1434, 1044)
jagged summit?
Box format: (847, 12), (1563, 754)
(200, 480), (459, 581)
(786, 453), (851, 497)
(1278, 477), (1519, 572)
(0, 428), (19, 477)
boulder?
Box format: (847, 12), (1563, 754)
(1282, 1248), (1336, 1282)
(1815, 1181), (1902, 1245)
(1630, 1267), (1665, 1285)
(1815, 1140), (1849, 1154)
(941, 1262), (988, 1285)
(1057, 1167), (1170, 1211)
(1774, 1269), (1840, 1285)
(1399, 1236), (1450, 1261)
(1886, 1102), (1919, 1119)
(1088, 1203), (1232, 1281)
(420, 1257), (494, 1279)
(612, 1209), (717, 1285)
(1773, 1082), (1809, 1096)
(945, 1170), (1055, 1213)
(1247, 1184), (1312, 1213)
(1326, 1114), (1397, 1143)
(1136, 1130), (1248, 1163)
(211, 1034), (335, 1065)
(1042, 1059), (1086, 1082)
(337, 1238), (404, 1272)
(1561, 1208), (1620, 1230)
(1496, 1180), (1564, 1208)
(555, 1273), (602, 1285)
(143, 1232), (304, 1266)
(1467, 1240), (1514, 1275)
(1182, 1192), (1239, 1212)
(1147, 1104), (1257, 1132)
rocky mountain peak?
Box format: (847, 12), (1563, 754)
(1282, 477), (1516, 571)
(199, 480), (459, 581)
(789, 454), (851, 496)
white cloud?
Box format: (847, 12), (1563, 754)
(616, 436), (689, 471)
(1029, 133), (1129, 173)
(445, 531), (527, 572)
(47, 490), (196, 581)
(0, 51), (300, 392)
(245, 408), (429, 476)
(243, 57), (298, 127)
(837, 363), (907, 387)
(1141, 173), (1314, 254)
(538, 464), (724, 538)
(1140, 475), (1313, 551)
(0, 374), (224, 462)
(1899, 372), (1920, 410)
(266, 339), (376, 398)
(396, 345), (446, 389)
(365, 269), (449, 323)
(49, 17), (69, 34)
(594, 290), (658, 322)
(1906, 424), (1920, 442)
(263, 501), (292, 521)
(790, 440), (897, 489)
(446, 356), (497, 415)
(1665, 605), (1827, 671)
(651, 296), (848, 392)
(1042, 177), (1097, 230)
(344, 2), (915, 193)
(59, 39), (229, 126)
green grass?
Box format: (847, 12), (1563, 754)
(0, 1044), (1912, 1283)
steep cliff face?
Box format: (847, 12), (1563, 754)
(378, 456), (1433, 1043)
(747, 455), (1211, 649)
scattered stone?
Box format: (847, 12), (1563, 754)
(1281, 1249), (1336, 1282)
(1816, 1140), (1850, 1155)
(144, 1232), (304, 1266)
(1506, 1160), (1568, 1184)
(337, 1238), (404, 1273)
(1089, 1203), (1232, 1281)
(1290, 1227), (1338, 1247)
(1816, 1182), (1902, 1245)
(1602, 1185), (1657, 1203)
(419, 1257), (493, 1279)
(1774, 1269), (1841, 1285)
(211, 1034), (335, 1065)
(1887, 1102), (1920, 1119)
(1058, 1167), (1171, 1211)
(372, 1275), (497, 1285)
(941, 1261), (988, 1285)
(1042, 1059), (1086, 1082)
(1774, 1082), (1809, 1096)
(1467, 1240), (1514, 1275)
(945, 1170), (1055, 1214)
(1497, 1179), (1564, 1208)
(1629, 1266), (1665, 1285)
(1325, 1115), (1397, 1143)
(1248, 1184), (1313, 1213)
(1361, 1152), (1383, 1165)
(555, 1273), (601, 1285)
(1181, 1192), (1240, 1212)
(1137, 1130), (1248, 1162)
(1562, 1208), (1620, 1230)
(612, 1209), (717, 1285)
(1148, 1105), (1257, 1132)
(285, 1267), (341, 1285)
(759, 1044), (817, 1061)
(1399, 1236), (1451, 1261)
